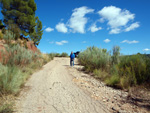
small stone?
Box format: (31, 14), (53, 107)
(103, 99), (107, 102)
(114, 96), (117, 100)
(117, 103), (121, 107)
(112, 106), (120, 112)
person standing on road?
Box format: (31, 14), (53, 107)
(70, 51), (75, 66)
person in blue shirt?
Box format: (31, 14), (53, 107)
(70, 51), (75, 66)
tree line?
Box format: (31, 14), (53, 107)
(0, 0), (43, 46)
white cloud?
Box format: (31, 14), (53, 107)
(143, 48), (150, 51)
(82, 41), (86, 43)
(109, 28), (121, 34)
(121, 40), (139, 44)
(45, 27), (54, 32)
(55, 23), (68, 33)
(125, 22), (140, 32)
(89, 24), (102, 32)
(104, 39), (111, 43)
(55, 40), (68, 45)
(68, 6), (94, 34)
(98, 6), (136, 34)
(61, 40), (68, 43)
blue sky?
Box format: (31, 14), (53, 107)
(1, 0), (150, 54)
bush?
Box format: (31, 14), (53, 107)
(48, 52), (68, 58)
(105, 74), (120, 87)
(0, 64), (26, 94)
(2, 44), (33, 66)
(78, 46), (150, 89)
(48, 53), (55, 60)
(0, 34), (54, 112)
(0, 44), (52, 95)
(52, 53), (60, 57)
(2, 44), (48, 67)
(118, 54), (149, 85)
(60, 52), (68, 57)
(78, 46), (111, 72)
(3, 31), (15, 44)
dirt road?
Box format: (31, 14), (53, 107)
(15, 58), (109, 113)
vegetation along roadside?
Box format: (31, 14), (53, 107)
(0, 42), (54, 112)
(78, 46), (150, 90)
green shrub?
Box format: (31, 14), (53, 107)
(105, 74), (120, 87)
(3, 30), (15, 44)
(110, 64), (118, 75)
(118, 54), (147, 85)
(0, 64), (26, 94)
(48, 52), (69, 57)
(2, 44), (33, 66)
(78, 46), (150, 89)
(55, 53), (61, 57)
(78, 46), (111, 72)
(2, 44), (45, 67)
(48, 53), (55, 60)
(60, 52), (68, 57)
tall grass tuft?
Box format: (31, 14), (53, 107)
(0, 63), (26, 94)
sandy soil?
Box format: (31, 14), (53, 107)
(15, 58), (109, 113)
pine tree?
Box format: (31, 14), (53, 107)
(0, 0), (43, 45)
(30, 17), (43, 46)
